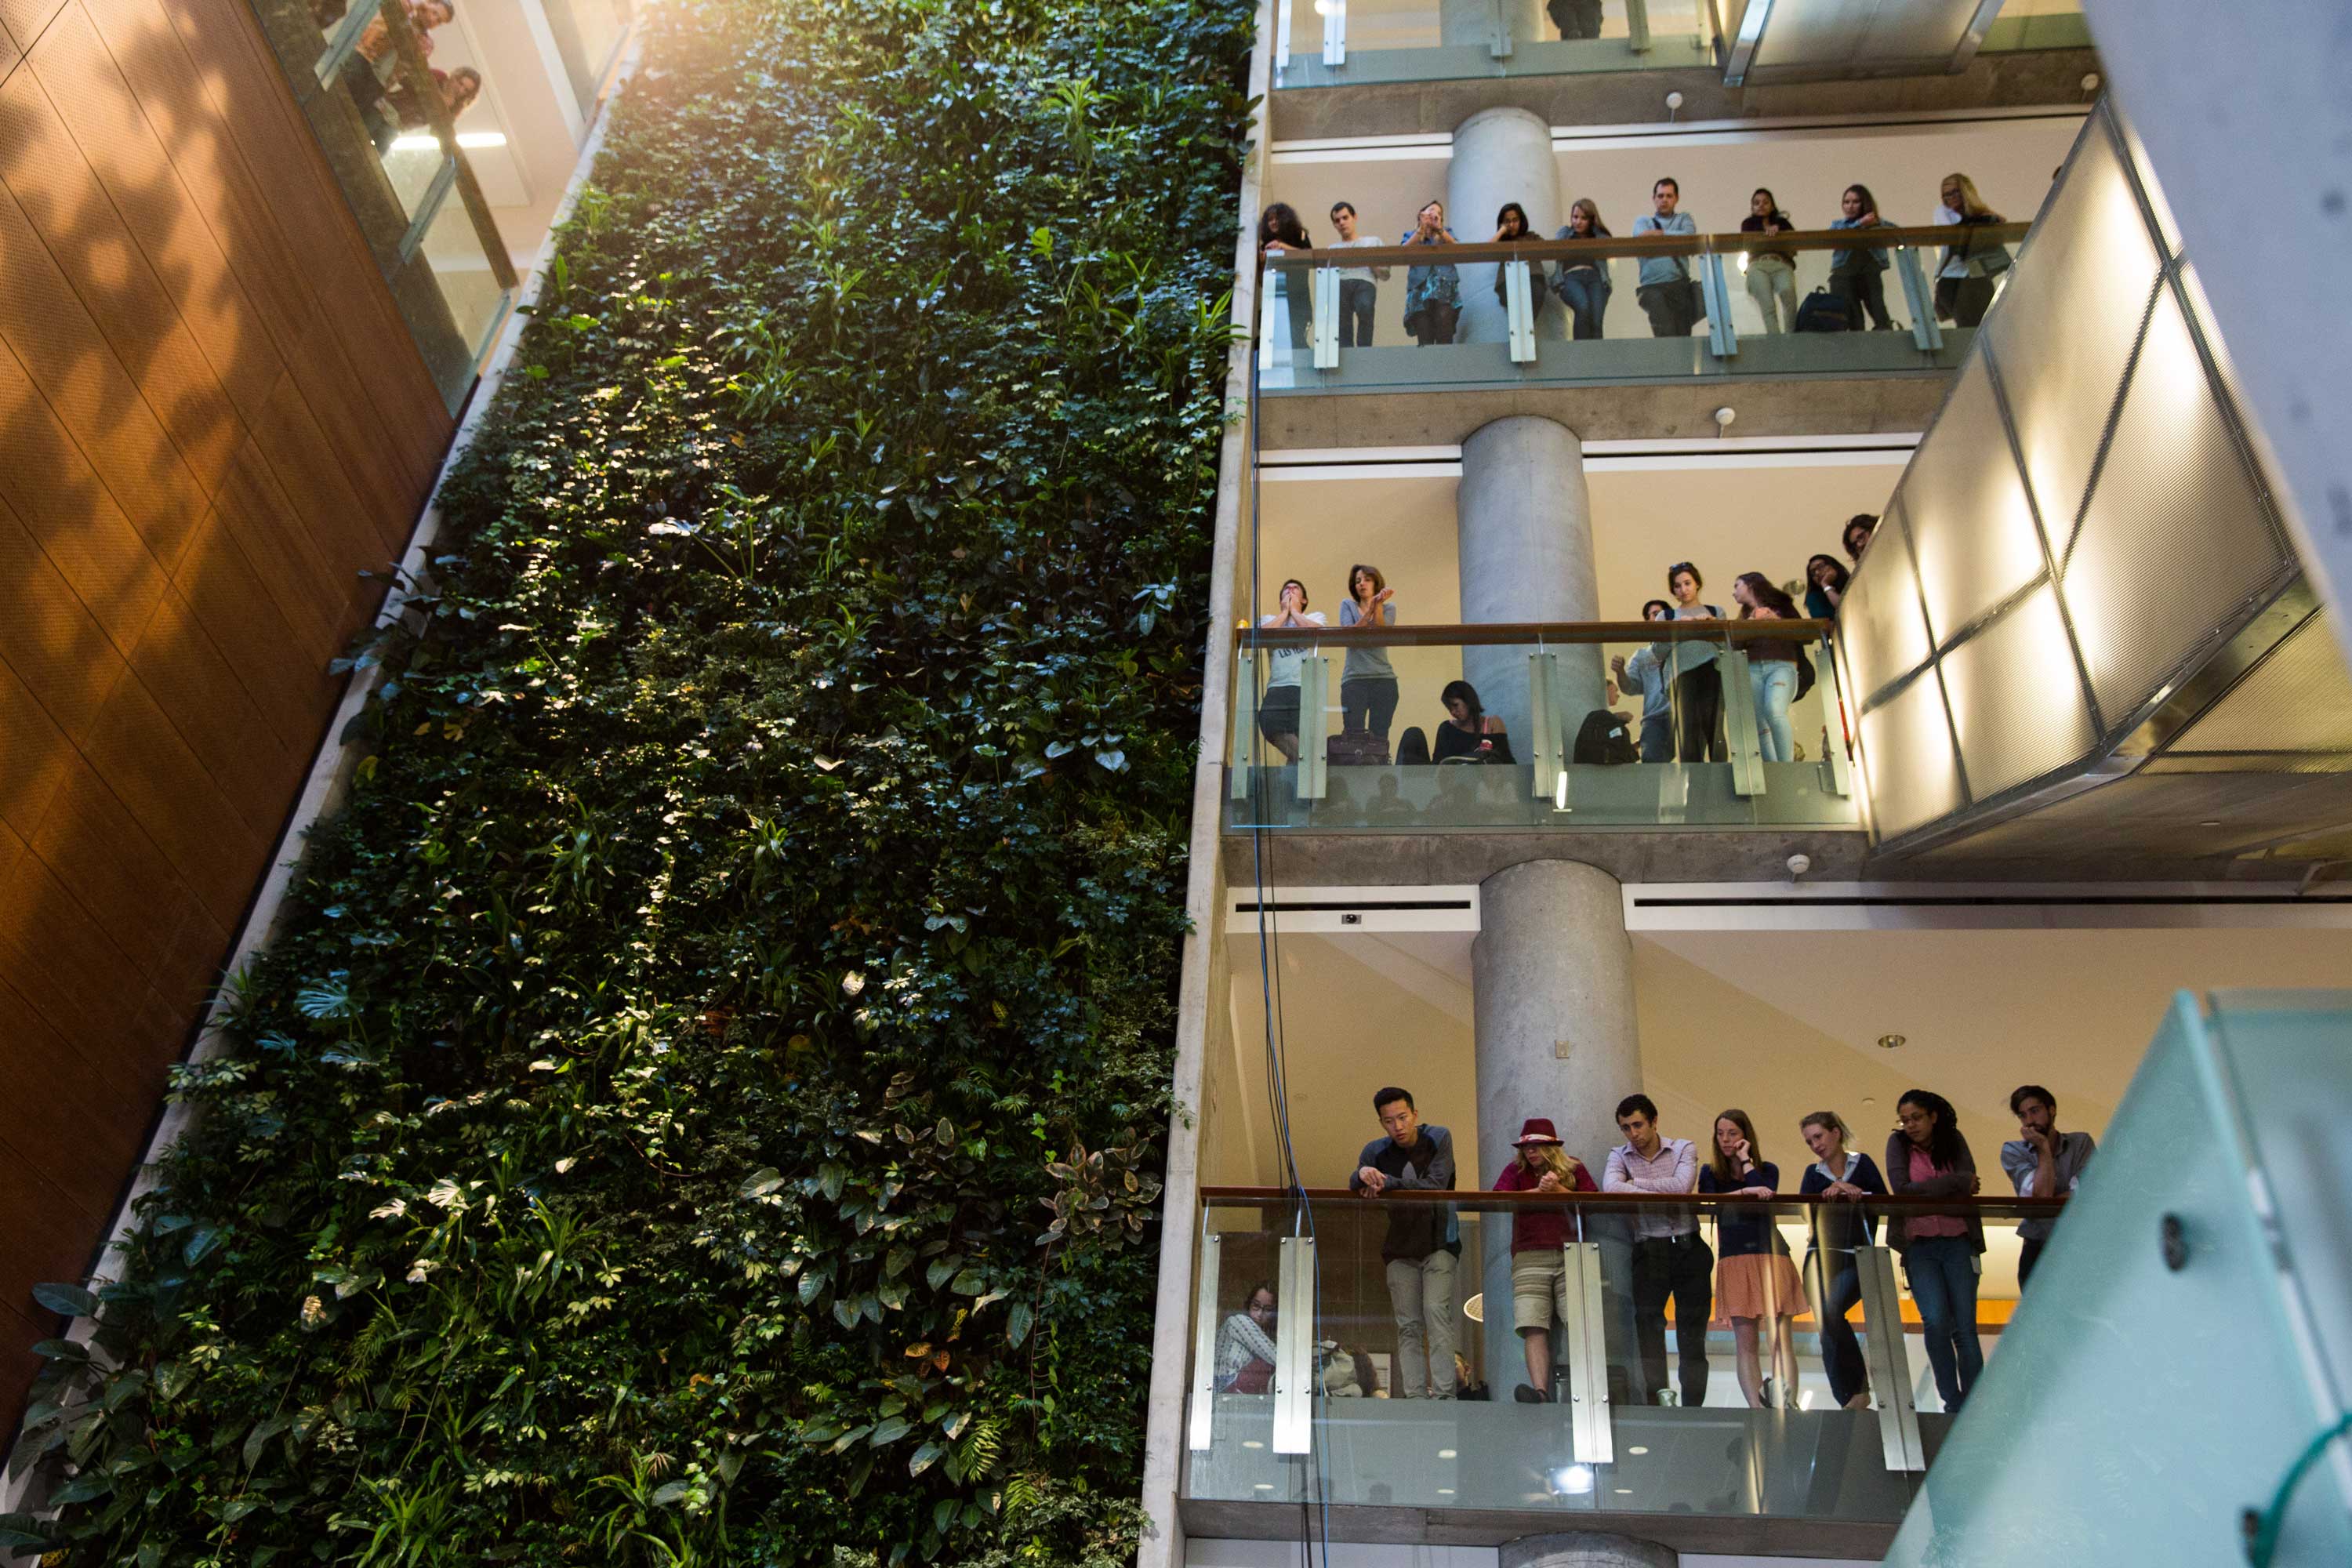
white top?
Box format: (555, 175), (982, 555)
(1329, 235), (1387, 284)
(1935, 204), (1968, 277)
(1261, 611), (1327, 690)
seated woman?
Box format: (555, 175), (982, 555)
(1434, 680), (1514, 764)
(1700, 1109), (1808, 1410)
(1214, 1284), (1279, 1393)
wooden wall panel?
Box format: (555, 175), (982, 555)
(0, 0), (457, 1425)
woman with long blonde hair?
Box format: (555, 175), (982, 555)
(1934, 171), (2011, 327)
(1491, 1117), (1597, 1403)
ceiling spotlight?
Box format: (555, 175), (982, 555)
(1877, 1034), (1905, 1050)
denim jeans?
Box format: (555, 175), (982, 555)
(1639, 713), (1674, 764)
(1750, 659), (1797, 761)
(1833, 261), (1893, 331)
(1338, 279), (1377, 347)
(1904, 1235), (1984, 1410)
(1746, 256), (1797, 333)
(1805, 1249), (1869, 1408)
(1340, 675), (1399, 742)
(1555, 267), (1610, 339)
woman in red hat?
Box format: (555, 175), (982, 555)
(1491, 1117), (1597, 1403)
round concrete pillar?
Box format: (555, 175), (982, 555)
(1472, 860), (1639, 1398)
(1501, 1531), (1679, 1568)
(1457, 416), (1602, 746)
(1446, 106), (1562, 346)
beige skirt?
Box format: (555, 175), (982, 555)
(1713, 1251), (1806, 1325)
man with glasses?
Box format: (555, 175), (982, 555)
(1352, 1087), (1461, 1398)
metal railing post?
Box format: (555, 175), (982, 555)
(1486, 0), (1513, 57)
(1276, 0), (1294, 78)
(1561, 1240), (1614, 1463)
(1297, 655), (1328, 800)
(1701, 250), (1738, 358)
(1272, 1234), (1316, 1454)
(1627, 0), (1653, 53)
(1230, 652), (1257, 803)
(1323, 0), (1345, 65)
(1528, 650), (1561, 801)
(1312, 266), (1340, 370)
(1817, 633), (1853, 798)
(1189, 1230), (1223, 1450)
(1896, 247), (1945, 351)
(1857, 1243), (1928, 1472)
(1721, 645), (1766, 797)
(1504, 258), (1537, 365)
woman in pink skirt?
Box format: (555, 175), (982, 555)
(1698, 1109), (1808, 1408)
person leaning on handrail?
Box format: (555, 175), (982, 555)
(1258, 202), (1315, 352)
(1336, 564), (1399, 751)
(1551, 198), (1613, 341)
(1798, 1111), (1886, 1411)
(1489, 203), (1553, 328)
(1490, 1116), (1597, 1404)
(2001, 1083), (2096, 1289)
(1828, 183), (1897, 332)
(1732, 572), (1806, 764)
(1326, 201), (1390, 348)
(1350, 1087), (1462, 1399)
(1842, 513), (1878, 569)
(1663, 563), (1728, 764)
(1632, 177), (1702, 339)
(1740, 187), (1802, 335)
(1700, 1109), (1809, 1410)
(1933, 172), (2013, 328)
(1804, 554), (1850, 622)
(1400, 199), (1463, 347)
(1606, 1094), (1712, 1408)
(1887, 1089), (1986, 1414)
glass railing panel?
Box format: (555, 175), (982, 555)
(1974, 0), (2090, 53)
(542, 0), (634, 112)
(1277, 0), (1715, 89)
(1258, 231), (2002, 395)
(1226, 625), (1859, 833)
(406, 188), (515, 376)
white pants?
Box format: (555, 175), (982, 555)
(1385, 1251), (1460, 1397)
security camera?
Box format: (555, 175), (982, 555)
(1786, 853), (1811, 879)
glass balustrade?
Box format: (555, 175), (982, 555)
(1255, 225), (2019, 395)
(1975, 0), (2091, 53)
(1185, 1187), (2056, 1533)
(1276, 0), (1718, 89)
(1225, 622), (1859, 832)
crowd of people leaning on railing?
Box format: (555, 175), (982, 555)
(310, 0), (485, 153)
(1214, 1082), (2094, 1417)
(1259, 172), (2015, 349)
(1254, 512), (1878, 771)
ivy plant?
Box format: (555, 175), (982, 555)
(9, 0), (1250, 1559)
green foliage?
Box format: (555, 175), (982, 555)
(19, 0), (1251, 1558)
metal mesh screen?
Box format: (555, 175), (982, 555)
(2165, 615), (2352, 757)
(1938, 584), (2100, 803)
(2061, 286), (2285, 731)
(1857, 667), (1964, 840)
(1984, 114), (2163, 547)
(1899, 356), (2050, 646)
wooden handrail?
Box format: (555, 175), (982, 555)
(1236, 619), (1832, 648)
(1261, 221), (2031, 271)
(1199, 1184), (2069, 1212)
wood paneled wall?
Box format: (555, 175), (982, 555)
(0, 0), (456, 1417)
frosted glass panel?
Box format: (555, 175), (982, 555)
(1838, 500), (1931, 706)
(1937, 584), (2096, 801)
(1884, 994), (2352, 1568)
(1857, 668), (1961, 839)
(1985, 114), (2163, 546)
(1900, 358), (2049, 644)
(2062, 287), (2285, 724)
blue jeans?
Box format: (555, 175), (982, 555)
(1338, 279), (1376, 347)
(1805, 1249), (1868, 1408)
(1750, 659), (1796, 761)
(1639, 713), (1674, 764)
(1904, 1236), (1983, 1411)
(1554, 267), (1610, 339)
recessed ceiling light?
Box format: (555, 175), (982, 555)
(1254, 1483), (1275, 1491)
(1628, 1446), (1649, 1455)
(1437, 1488), (1456, 1496)
(2199, 820), (2222, 827)
(1242, 1440), (1264, 1450)
(1615, 1487), (1635, 1494)
(1438, 1449), (1457, 1459)
(1877, 1034), (1905, 1050)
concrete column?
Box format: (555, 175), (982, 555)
(1441, 0), (1543, 49)
(1502, 1531), (1679, 1568)
(1472, 860), (1639, 1399)
(1446, 105), (1562, 346)
(1457, 415), (1602, 748)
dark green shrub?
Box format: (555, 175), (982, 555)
(13, 0), (1250, 1559)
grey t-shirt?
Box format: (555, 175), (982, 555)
(2001, 1130), (2096, 1242)
(1340, 598), (1396, 681)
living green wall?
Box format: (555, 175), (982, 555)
(9, 0), (1252, 1559)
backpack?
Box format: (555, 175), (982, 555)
(1573, 710), (1640, 766)
(1795, 289), (1850, 332)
